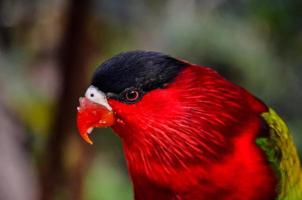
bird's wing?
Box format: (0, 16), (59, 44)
(256, 108), (302, 200)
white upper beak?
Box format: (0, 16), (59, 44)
(85, 85), (112, 111)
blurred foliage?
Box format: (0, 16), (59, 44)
(0, 0), (301, 200)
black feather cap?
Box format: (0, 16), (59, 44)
(91, 50), (186, 102)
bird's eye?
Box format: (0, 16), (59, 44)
(126, 90), (139, 101)
(125, 90), (140, 101)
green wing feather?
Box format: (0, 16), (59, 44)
(257, 108), (302, 200)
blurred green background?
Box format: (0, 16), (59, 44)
(0, 0), (301, 200)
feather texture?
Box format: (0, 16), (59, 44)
(259, 108), (302, 200)
(109, 65), (278, 199)
(79, 51), (301, 199)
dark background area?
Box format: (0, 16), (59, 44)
(0, 0), (301, 199)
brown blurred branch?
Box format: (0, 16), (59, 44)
(40, 0), (94, 200)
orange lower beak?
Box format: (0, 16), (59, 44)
(77, 97), (114, 144)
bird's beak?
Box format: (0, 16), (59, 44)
(77, 97), (115, 144)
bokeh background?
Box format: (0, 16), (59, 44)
(0, 0), (301, 200)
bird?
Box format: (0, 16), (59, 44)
(76, 50), (302, 200)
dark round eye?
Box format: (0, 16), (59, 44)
(125, 90), (140, 102)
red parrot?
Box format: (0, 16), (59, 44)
(77, 51), (302, 200)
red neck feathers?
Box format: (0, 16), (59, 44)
(109, 65), (277, 200)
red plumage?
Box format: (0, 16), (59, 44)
(107, 65), (277, 199)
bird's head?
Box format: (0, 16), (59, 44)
(77, 50), (266, 163)
(77, 50), (188, 144)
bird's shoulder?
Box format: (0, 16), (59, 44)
(257, 108), (302, 200)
